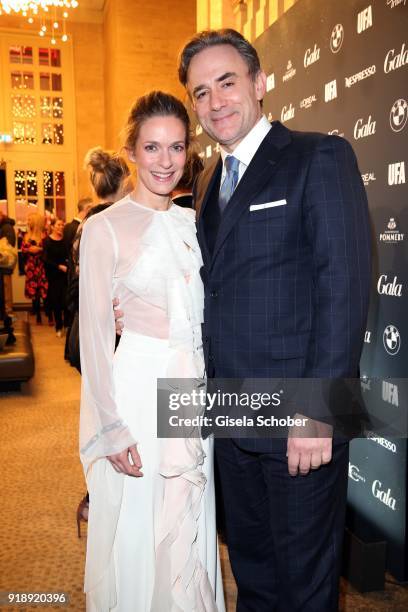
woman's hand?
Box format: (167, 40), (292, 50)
(107, 444), (143, 477)
(58, 264), (68, 273)
(113, 297), (124, 335)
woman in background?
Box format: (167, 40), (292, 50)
(85, 146), (132, 206)
(43, 218), (69, 337)
(22, 212), (48, 324)
(171, 148), (204, 209)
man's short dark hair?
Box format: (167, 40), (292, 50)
(77, 197), (93, 213)
(178, 29), (261, 86)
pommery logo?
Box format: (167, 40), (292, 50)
(282, 60), (296, 82)
(379, 217), (404, 243)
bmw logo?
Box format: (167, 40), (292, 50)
(383, 324), (401, 356)
(389, 99), (408, 133)
(330, 24), (344, 53)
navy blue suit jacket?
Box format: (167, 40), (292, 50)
(194, 121), (371, 451)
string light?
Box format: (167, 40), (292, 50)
(0, 1), (79, 42)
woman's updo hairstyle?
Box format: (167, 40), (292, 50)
(123, 91), (191, 153)
(84, 147), (130, 200)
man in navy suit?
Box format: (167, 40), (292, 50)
(177, 29), (371, 611)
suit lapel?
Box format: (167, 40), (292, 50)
(211, 121), (292, 268)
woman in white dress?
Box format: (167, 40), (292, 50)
(79, 91), (225, 612)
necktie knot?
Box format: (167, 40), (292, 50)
(219, 155), (239, 213)
(224, 155), (239, 175)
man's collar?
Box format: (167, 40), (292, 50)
(220, 115), (272, 167)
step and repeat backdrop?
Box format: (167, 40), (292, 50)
(193, 0), (408, 581)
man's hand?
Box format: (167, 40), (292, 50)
(287, 415), (333, 476)
(107, 444), (143, 477)
(113, 297), (124, 335)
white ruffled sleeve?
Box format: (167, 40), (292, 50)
(79, 214), (136, 472)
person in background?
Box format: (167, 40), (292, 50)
(84, 146), (132, 206)
(0, 210), (16, 247)
(63, 197), (93, 357)
(171, 148), (205, 208)
(22, 212), (48, 324)
(0, 210), (17, 314)
(43, 218), (69, 337)
(63, 197), (93, 254)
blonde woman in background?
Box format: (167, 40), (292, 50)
(22, 212), (48, 324)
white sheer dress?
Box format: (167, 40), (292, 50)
(79, 195), (225, 612)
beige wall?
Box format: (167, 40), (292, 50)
(70, 20), (105, 200)
(197, 0), (300, 39)
(103, 0), (196, 151)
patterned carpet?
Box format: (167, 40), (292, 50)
(0, 316), (407, 611)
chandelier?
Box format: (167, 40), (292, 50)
(0, 1), (79, 43)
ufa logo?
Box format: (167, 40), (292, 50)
(383, 324), (401, 355)
(266, 73), (275, 92)
(390, 99), (408, 132)
(388, 162), (406, 185)
(324, 80), (337, 102)
(382, 381), (399, 407)
(330, 24), (344, 53)
(357, 5), (373, 33)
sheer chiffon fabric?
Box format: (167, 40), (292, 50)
(79, 196), (224, 611)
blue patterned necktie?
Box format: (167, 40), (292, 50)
(219, 155), (240, 213)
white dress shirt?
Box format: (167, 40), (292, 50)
(220, 114), (272, 187)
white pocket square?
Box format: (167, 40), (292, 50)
(249, 199), (287, 212)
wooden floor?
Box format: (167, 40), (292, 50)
(0, 314), (407, 611)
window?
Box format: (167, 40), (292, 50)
(9, 46), (33, 64)
(40, 72), (62, 91)
(13, 122), (37, 144)
(38, 47), (61, 67)
(11, 95), (36, 119)
(11, 71), (34, 89)
(43, 170), (66, 219)
(41, 123), (64, 145)
(14, 170), (38, 224)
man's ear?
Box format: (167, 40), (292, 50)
(255, 70), (267, 101)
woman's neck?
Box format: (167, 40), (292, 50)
(131, 185), (171, 211)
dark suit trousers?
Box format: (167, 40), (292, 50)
(215, 438), (349, 612)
